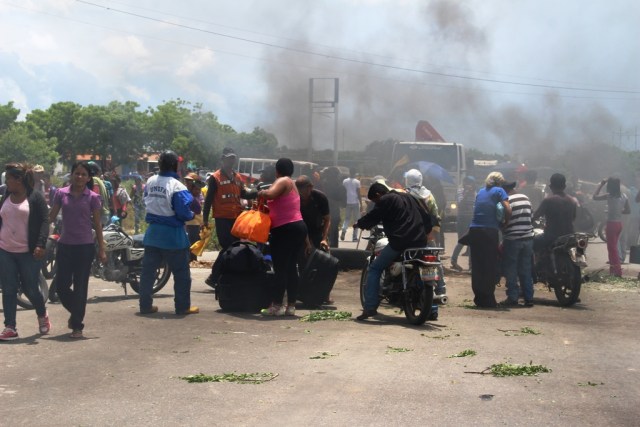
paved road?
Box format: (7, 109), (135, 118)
(1, 232), (639, 426)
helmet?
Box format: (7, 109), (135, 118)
(159, 150), (179, 172)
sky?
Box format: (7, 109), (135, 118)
(1, 0), (639, 159)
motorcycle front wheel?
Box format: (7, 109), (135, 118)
(553, 253), (582, 306)
(403, 269), (434, 325)
(129, 260), (171, 295)
(17, 274), (50, 310)
(359, 258), (384, 309)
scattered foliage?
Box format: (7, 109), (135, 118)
(448, 349), (477, 358)
(299, 311), (352, 322)
(386, 346), (412, 353)
(309, 352), (338, 359)
(179, 372), (278, 384)
(489, 362), (551, 377)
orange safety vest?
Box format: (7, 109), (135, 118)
(211, 170), (244, 219)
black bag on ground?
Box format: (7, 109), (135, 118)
(297, 248), (339, 307)
(629, 246), (640, 264)
(214, 241), (272, 312)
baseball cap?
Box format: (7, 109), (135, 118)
(33, 164), (45, 173)
(221, 147), (237, 159)
(184, 172), (205, 188)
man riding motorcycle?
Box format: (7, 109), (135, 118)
(533, 173), (576, 251)
(353, 181), (432, 321)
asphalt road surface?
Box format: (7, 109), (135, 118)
(1, 232), (639, 426)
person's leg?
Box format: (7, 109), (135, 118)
(363, 245), (400, 310)
(165, 248), (192, 313)
(450, 243), (463, 267)
(518, 239), (535, 304)
(283, 222), (307, 305)
(54, 243), (76, 319)
(0, 249), (20, 329)
(606, 221), (623, 276)
(268, 225), (288, 305)
(68, 244), (95, 331)
(215, 218), (237, 252)
(139, 245), (163, 311)
(330, 214), (340, 247)
(15, 252), (46, 317)
(501, 239), (520, 303)
(471, 228), (499, 307)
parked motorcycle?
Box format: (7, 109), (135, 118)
(533, 224), (591, 306)
(48, 223), (170, 301)
(42, 214), (62, 279)
(359, 225), (440, 325)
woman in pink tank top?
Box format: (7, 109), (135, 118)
(257, 158), (308, 316)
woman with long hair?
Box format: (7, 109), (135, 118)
(0, 163), (50, 341)
(257, 158), (308, 316)
(593, 177), (629, 277)
(48, 161), (106, 338)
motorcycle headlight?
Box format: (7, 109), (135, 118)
(449, 202), (457, 210)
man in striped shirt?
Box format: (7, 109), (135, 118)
(501, 181), (535, 307)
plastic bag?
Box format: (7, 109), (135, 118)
(231, 203), (271, 243)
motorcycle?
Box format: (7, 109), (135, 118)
(533, 223), (591, 306)
(42, 214), (62, 279)
(49, 223), (170, 301)
(359, 225), (440, 325)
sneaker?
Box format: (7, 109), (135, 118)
(524, 300), (534, 307)
(0, 327), (18, 341)
(261, 304), (285, 316)
(38, 313), (51, 334)
(499, 298), (520, 307)
(139, 305), (158, 315)
(70, 329), (83, 339)
(176, 306), (199, 315)
(284, 305), (296, 316)
(450, 263), (463, 271)
(356, 309), (378, 321)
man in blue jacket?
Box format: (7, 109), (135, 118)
(138, 151), (198, 315)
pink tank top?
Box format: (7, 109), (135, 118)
(268, 187), (303, 229)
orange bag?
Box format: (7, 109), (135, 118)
(230, 201), (271, 243)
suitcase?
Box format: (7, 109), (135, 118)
(297, 249), (339, 307)
(216, 271), (273, 312)
(629, 246), (640, 264)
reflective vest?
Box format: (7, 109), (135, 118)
(211, 170), (243, 219)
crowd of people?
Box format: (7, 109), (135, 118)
(1, 149), (637, 339)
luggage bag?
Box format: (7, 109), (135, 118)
(297, 249), (339, 307)
(216, 271), (273, 312)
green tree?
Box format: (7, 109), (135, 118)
(27, 102), (83, 166)
(0, 101), (20, 132)
(0, 121), (58, 171)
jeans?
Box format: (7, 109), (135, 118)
(342, 204), (360, 239)
(56, 243), (95, 331)
(0, 249), (46, 328)
(139, 246), (192, 312)
(502, 238), (534, 302)
(363, 245), (400, 310)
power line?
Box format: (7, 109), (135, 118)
(75, 0), (640, 95)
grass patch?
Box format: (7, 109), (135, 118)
(489, 362), (551, 377)
(386, 346), (412, 353)
(586, 271), (639, 289)
(448, 349), (477, 358)
(299, 311), (352, 322)
(578, 381), (604, 387)
(519, 327), (541, 335)
(179, 372), (278, 384)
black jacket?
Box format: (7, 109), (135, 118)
(0, 190), (49, 252)
(356, 191), (432, 251)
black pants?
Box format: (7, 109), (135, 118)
(269, 220), (307, 305)
(55, 243), (95, 331)
(469, 227), (499, 307)
(209, 218), (239, 282)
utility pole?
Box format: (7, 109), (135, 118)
(308, 78), (339, 165)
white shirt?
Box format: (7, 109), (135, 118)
(343, 177), (361, 205)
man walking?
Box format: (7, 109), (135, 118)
(341, 170), (361, 242)
(138, 151), (198, 315)
(501, 181), (535, 307)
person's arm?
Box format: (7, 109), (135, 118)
(593, 180), (607, 201)
(173, 190), (195, 223)
(34, 193), (49, 260)
(257, 177), (290, 200)
(320, 214), (331, 250)
(202, 176), (217, 226)
(501, 199), (512, 226)
(92, 209), (107, 263)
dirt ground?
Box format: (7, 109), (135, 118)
(1, 260), (639, 426)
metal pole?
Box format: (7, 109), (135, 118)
(333, 78), (339, 166)
(308, 79), (313, 162)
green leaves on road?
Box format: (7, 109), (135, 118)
(179, 372), (278, 384)
(299, 311), (352, 322)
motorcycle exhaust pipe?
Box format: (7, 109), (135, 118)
(434, 294), (448, 305)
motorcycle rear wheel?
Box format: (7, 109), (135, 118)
(553, 253), (582, 306)
(17, 274), (49, 310)
(403, 270), (434, 325)
(129, 260), (171, 294)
